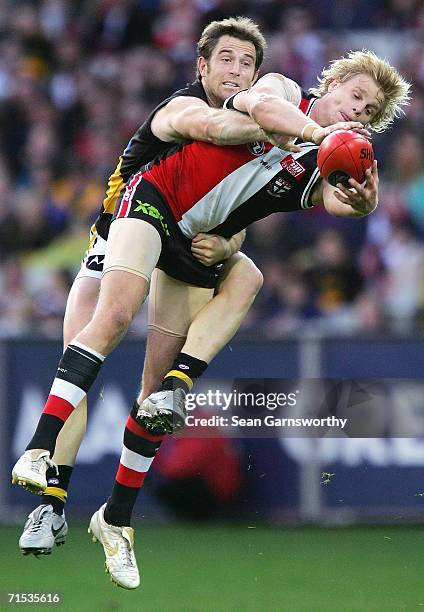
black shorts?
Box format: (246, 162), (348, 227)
(114, 175), (224, 289)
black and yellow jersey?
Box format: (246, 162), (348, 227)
(93, 80), (208, 240)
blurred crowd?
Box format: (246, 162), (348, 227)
(1, 0), (424, 339)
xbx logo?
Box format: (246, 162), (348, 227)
(134, 200), (170, 236)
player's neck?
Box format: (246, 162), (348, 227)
(202, 82), (222, 109)
(309, 99), (324, 126)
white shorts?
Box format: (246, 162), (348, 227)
(75, 230), (106, 281)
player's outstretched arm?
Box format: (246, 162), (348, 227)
(151, 96), (265, 145)
(232, 74), (369, 145)
(322, 160), (379, 218)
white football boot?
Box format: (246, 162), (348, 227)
(88, 503), (140, 589)
(19, 504), (68, 556)
(12, 450), (58, 494)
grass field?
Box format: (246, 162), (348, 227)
(0, 523), (423, 611)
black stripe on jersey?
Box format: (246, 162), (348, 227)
(208, 145), (320, 238)
(301, 166), (321, 210)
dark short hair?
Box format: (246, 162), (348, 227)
(197, 17), (266, 74)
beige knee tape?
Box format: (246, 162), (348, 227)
(147, 323), (187, 338)
(102, 218), (161, 282)
(148, 269), (213, 338)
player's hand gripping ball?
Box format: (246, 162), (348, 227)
(317, 129), (374, 187)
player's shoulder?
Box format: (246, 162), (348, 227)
(254, 73), (302, 104)
(159, 80), (209, 112)
(256, 72), (299, 86)
(168, 80), (208, 104)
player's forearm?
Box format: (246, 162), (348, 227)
(226, 229), (246, 256)
(244, 94), (319, 141)
(208, 112), (265, 145)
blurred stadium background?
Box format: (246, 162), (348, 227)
(1, 1), (424, 610)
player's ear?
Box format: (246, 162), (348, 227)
(197, 56), (208, 78)
(327, 79), (340, 92)
(252, 70), (260, 85)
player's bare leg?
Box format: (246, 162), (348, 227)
(136, 270), (214, 431)
(54, 275), (100, 462)
(19, 275), (99, 555)
(12, 219), (161, 489)
(140, 330), (186, 401)
(80, 238), (160, 589)
(139, 253), (263, 431)
(92, 256), (262, 588)
(99, 255), (262, 526)
(181, 252), (263, 362)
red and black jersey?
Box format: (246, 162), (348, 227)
(117, 91), (321, 238)
(93, 80), (208, 239)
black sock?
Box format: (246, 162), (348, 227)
(42, 465), (73, 515)
(26, 343), (104, 454)
(160, 353), (208, 392)
(26, 415), (66, 456)
(104, 483), (140, 527)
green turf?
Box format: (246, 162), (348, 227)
(0, 524), (423, 611)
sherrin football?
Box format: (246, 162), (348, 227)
(317, 129), (374, 187)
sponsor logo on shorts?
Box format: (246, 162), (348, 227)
(280, 155), (306, 179)
(86, 254), (105, 272)
(134, 200), (170, 236)
(178, 364), (189, 370)
(47, 478), (59, 486)
(248, 141), (265, 156)
(267, 176), (293, 197)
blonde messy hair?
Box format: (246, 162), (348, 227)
(309, 50), (411, 132)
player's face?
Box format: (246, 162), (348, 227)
(321, 74), (384, 126)
(198, 35), (258, 107)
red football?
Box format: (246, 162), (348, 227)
(317, 130), (374, 187)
